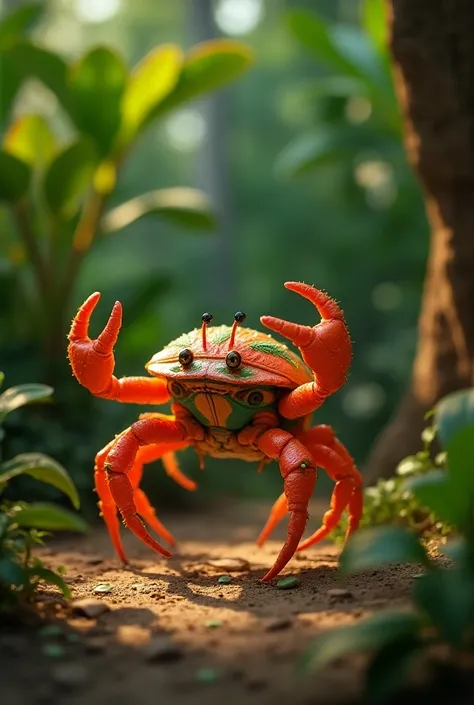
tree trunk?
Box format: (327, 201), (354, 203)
(365, 0), (474, 483)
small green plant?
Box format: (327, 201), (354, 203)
(0, 372), (87, 611)
(331, 416), (450, 542)
(301, 387), (474, 703)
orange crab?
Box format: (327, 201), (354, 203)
(67, 282), (362, 582)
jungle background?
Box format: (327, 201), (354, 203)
(0, 0), (430, 515)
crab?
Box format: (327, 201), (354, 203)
(67, 281), (362, 582)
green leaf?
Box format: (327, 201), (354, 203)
(300, 611), (420, 671)
(413, 568), (474, 647)
(43, 137), (98, 217)
(14, 503), (88, 533)
(148, 39), (254, 122)
(0, 372), (4, 389)
(365, 635), (421, 704)
(102, 188), (216, 233)
(435, 388), (474, 448)
(274, 125), (386, 179)
(0, 557), (25, 587)
(5, 42), (71, 112)
(396, 455), (429, 477)
(0, 382), (53, 417)
(406, 469), (464, 527)
(444, 424), (474, 521)
(3, 115), (56, 167)
(0, 3), (44, 46)
(69, 47), (127, 156)
(0, 453), (80, 509)
(0, 149), (30, 202)
(340, 526), (429, 575)
(120, 44), (182, 141)
(0, 52), (21, 124)
(28, 566), (70, 598)
(362, 0), (388, 54)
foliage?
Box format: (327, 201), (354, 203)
(0, 372), (87, 611)
(301, 387), (474, 703)
(331, 414), (450, 543)
(0, 2), (253, 382)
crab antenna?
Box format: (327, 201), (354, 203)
(201, 312), (213, 350)
(229, 311), (246, 349)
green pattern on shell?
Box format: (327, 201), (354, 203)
(215, 364), (253, 378)
(248, 341), (299, 367)
(210, 328), (232, 345)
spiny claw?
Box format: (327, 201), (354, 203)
(67, 292), (122, 396)
(260, 282), (352, 419)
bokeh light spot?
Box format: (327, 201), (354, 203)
(74, 0), (121, 24)
(214, 0), (263, 36)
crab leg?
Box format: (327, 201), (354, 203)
(257, 429), (319, 582)
(261, 282), (352, 419)
(296, 425), (363, 551)
(68, 292), (170, 403)
(95, 415), (202, 560)
(256, 425), (361, 574)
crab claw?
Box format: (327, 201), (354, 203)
(260, 282), (352, 419)
(68, 292), (122, 396)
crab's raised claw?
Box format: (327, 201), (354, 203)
(68, 292), (122, 396)
(257, 429), (317, 582)
(260, 282), (352, 419)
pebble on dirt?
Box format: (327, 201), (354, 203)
(327, 588), (354, 601)
(93, 583), (114, 594)
(217, 575), (233, 584)
(71, 598), (111, 618)
(143, 636), (183, 663)
(276, 577), (301, 590)
(207, 558), (250, 571)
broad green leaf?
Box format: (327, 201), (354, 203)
(300, 611), (420, 671)
(29, 566), (70, 598)
(0, 382), (53, 417)
(413, 568), (474, 647)
(444, 424), (474, 517)
(5, 41), (71, 113)
(102, 188), (216, 233)
(0, 453), (80, 509)
(0, 52), (22, 124)
(275, 125), (387, 178)
(121, 44), (182, 141)
(0, 557), (25, 587)
(43, 137), (98, 217)
(406, 469), (465, 527)
(435, 388), (474, 448)
(365, 635), (421, 704)
(3, 114), (56, 167)
(0, 3), (44, 46)
(340, 525), (429, 574)
(362, 0), (388, 54)
(148, 39), (254, 122)
(14, 502), (88, 533)
(0, 371), (4, 389)
(69, 47), (127, 156)
(0, 149), (30, 202)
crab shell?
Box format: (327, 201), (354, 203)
(145, 325), (313, 389)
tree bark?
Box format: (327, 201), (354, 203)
(365, 0), (474, 482)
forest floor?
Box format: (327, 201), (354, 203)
(1, 500), (425, 705)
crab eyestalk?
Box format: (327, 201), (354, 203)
(229, 311), (246, 348)
(201, 312), (213, 351)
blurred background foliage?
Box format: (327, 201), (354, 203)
(0, 0), (429, 517)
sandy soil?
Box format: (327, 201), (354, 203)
(0, 501), (430, 705)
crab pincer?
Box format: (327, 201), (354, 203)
(68, 292), (122, 395)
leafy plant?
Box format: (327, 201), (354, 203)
(0, 2), (253, 381)
(330, 415), (450, 542)
(301, 387), (474, 703)
(0, 372), (87, 611)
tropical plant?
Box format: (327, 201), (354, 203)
(0, 2), (253, 382)
(0, 371), (87, 611)
(301, 387), (474, 703)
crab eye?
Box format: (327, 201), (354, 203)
(178, 348), (194, 366)
(247, 390), (264, 406)
(226, 350), (242, 369)
(169, 382), (186, 398)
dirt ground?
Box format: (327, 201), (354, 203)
(0, 500), (428, 705)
